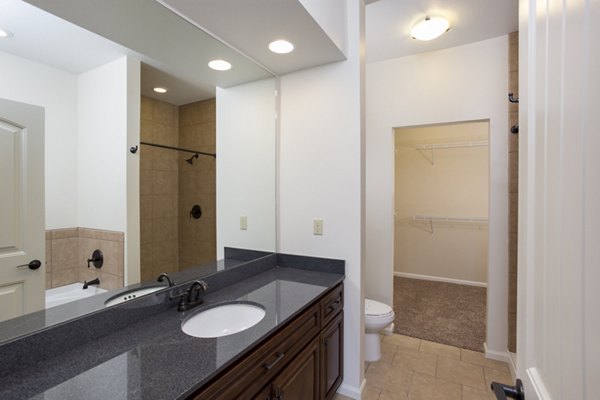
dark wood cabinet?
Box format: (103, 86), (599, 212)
(262, 337), (320, 400)
(321, 313), (343, 400)
(190, 283), (343, 400)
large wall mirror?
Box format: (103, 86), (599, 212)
(0, 0), (276, 337)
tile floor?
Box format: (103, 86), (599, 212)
(333, 334), (512, 400)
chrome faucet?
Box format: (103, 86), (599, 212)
(170, 280), (209, 312)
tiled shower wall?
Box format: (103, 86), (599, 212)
(178, 99), (217, 270)
(508, 31), (519, 353)
(45, 228), (124, 291)
(139, 96), (216, 282)
(140, 96), (180, 283)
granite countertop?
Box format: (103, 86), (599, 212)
(0, 266), (344, 400)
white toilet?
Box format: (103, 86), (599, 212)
(365, 298), (395, 362)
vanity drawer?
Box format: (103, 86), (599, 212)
(191, 302), (320, 400)
(320, 283), (343, 328)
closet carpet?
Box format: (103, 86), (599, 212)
(392, 277), (486, 352)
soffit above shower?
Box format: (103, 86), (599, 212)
(157, 0), (347, 76)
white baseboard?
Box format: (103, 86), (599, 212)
(393, 271), (487, 288)
(527, 367), (552, 400)
(508, 352), (517, 382)
(483, 342), (512, 364)
(336, 379), (366, 399)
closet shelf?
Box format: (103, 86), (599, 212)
(413, 140), (488, 150)
(412, 215), (488, 223)
(411, 215), (488, 234)
(414, 140), (488, 165)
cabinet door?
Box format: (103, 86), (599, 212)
(253, 384), (273, 400)
(273, 337), (320, 400)
(321, 313), (343, 400)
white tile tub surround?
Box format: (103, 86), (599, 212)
(45, 283), (107, 309)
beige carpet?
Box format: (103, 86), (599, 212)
(393, 276), (486, 352)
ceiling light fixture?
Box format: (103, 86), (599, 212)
(0, 28), (14, 39)
(208, 59), (232, 71)
(269, 40), (294, 54)
(410, 16), (450, 41)
(153, 87), (168, 93)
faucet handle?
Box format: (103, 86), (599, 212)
(189, 280), (208, 301)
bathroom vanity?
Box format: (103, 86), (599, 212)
(193, 282), (343, 400)
(0, 253), (344, 400)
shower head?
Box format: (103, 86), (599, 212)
(185, 154), (199, 165)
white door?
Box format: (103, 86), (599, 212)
(0, 98), (45, 323)
(517, 0), (599, 399)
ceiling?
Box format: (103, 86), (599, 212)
(5, 0), (278, 105)
(2, 0), (518, 104)
(0, 0), (213, 105)
(0, 0), (135, 74)
(366, 0), (518, 63)
(158, 0), (347, 76)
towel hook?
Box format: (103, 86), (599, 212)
(508, 93), (519, 103)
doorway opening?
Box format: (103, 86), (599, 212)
(392, 120), (489, 351)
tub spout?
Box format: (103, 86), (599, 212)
(83, 278), (100, 289)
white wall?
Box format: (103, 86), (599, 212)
(279, 0), (364, 397)
(77, 56), (130, 233)
(215, 78), (277, 258)
(366, 36), (509, 354)
(394, 122), (489, 285)
(0, 51), (78, 230)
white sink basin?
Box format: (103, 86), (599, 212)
(182, 303), (266, 338)
(104, 286), (166, 307)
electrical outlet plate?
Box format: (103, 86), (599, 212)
(240, 216), (248, 230)
(313, 219), (323, 235)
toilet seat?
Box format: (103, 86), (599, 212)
(365, 298), (393, 318)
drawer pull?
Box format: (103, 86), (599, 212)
(262, 352), (285, 371)
(327, 300), (341, 313)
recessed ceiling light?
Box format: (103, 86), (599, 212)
(153, 87), (168, 94)
(269, 40), (294, 54)
(208, 59), (232, 71)
(410, 16), (450, 41)
(0, 29), (14, 39)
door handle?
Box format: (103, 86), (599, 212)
(491, 379), (525, 400)
(16, 260), (42, 270)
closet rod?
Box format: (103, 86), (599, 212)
(412, 215), (488, 223)
(414, 140), (488, 150)
(411, 215), (488, 234)
(140, 141), (216, 158)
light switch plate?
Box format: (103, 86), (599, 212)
(313, 219), (323, 235)
(240, 216), (248, 230)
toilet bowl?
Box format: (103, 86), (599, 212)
(365, 298), (395, 362)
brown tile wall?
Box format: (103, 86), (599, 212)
(140, 96), (180, 283)
(178, 99), (217, 269)
(508, 31), (519, 353)
(45, 228), (124, 291)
